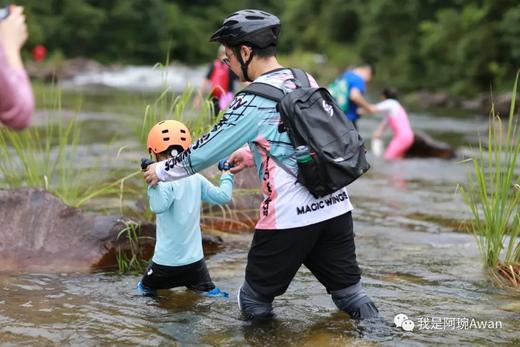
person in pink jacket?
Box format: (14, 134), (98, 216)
(0, 5), (34, 130)
(372, 88), (414, 160)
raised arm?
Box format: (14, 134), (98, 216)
(350, 88), (377, 114)
(200, 173), (234, 205)
(144, 94), (261, 185)
(373, 119), (388, 139)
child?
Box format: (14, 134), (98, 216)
(137, 120), (234, 297)
(372, 88), (414, 160)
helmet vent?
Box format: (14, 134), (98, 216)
(161, 129), (169, 133)
(180, 129), (186, 133)
(246, 15), (264, 20)
(225, 20), (238, 26)
(163, 137), (170, 141)
(181, 137), (187, 141)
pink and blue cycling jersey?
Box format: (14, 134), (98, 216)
(155, 68), (353, 230)
(0, 45), (34, 130)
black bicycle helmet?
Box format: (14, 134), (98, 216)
(209, 10), (281, 82)
(209, 9), (281, 48)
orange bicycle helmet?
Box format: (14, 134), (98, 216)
(147, 120), (192, 155)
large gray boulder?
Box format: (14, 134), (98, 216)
(0, 188), (223, 272)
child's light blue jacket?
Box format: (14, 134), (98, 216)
(148, 173), (233, 266)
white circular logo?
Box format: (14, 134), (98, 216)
(394, 313), (408, 327)
(402, 319), (415, 332)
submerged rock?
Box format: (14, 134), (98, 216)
(0, 188), (223, 272)
(405, 131), (456, 159)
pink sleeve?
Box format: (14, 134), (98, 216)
(0, 46), (34, 130)
(235, 146), (254, 167)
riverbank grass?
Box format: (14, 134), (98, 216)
(461, 72), (520, 288)
(0, 85), (129, 207)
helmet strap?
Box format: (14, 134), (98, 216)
(235, 46), (255, 82)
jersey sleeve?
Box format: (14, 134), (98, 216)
(375, 100), (393, 112)
(155, 93), (262, 182)
(375, 100), (401, 119)
(199, 173), (234, 205)
(147, 182), (176, 214)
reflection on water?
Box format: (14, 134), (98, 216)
(1, 226), (519, 346)
(1, 91), (519, 346)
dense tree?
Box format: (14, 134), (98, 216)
(14, 0), (520, 94)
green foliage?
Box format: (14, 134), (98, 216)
(0, 85), (82, 205)
(17, 0), (519, 93)
(460, 72), (520, 273)
(116, 220), (150, 274)
(0, 84), (133, 207)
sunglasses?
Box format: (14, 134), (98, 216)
(221, 57), (231, 67)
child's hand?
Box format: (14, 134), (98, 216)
(143, 163), (159, 186)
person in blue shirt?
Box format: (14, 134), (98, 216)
(343, 63), (377, 128)
(136, 120), (234, 297)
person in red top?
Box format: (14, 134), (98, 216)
(194, 45), (237, 116)
(32, 44), (47, 63)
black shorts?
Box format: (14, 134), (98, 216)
(245, 212), (361, 301)
(141, 258), (215, 292)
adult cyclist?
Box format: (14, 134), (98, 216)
(143, 9), (379, 321)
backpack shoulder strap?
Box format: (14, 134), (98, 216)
(239, 68), (311, 101)
(239, 82), (285, 102)
(254, 141), (297, 180)
(290, 68), (310, 88)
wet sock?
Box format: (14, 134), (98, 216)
(202, 287), (229, 298)
(136, 281), (157, 297)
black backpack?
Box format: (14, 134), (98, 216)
(238, 68), (370, 198)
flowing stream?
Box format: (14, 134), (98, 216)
(1, 70), (518, 346)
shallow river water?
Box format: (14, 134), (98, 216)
(1, 86), (519, 346)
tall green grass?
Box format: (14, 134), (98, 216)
(461, 71), (520, 285)
(115, 220), (151, 274)
(0, 85), (125, 207)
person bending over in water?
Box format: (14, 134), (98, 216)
(137, 120), (234, 297)
(372, 88), (414, 160)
